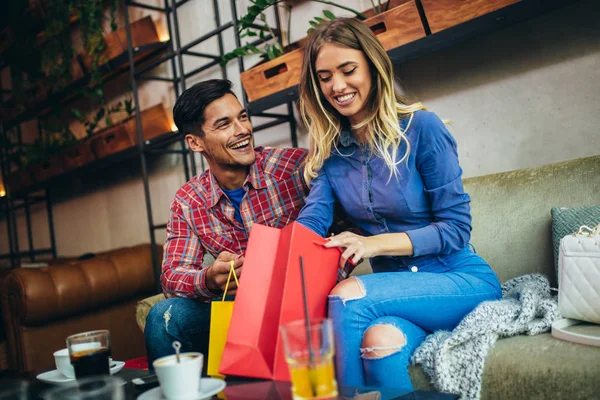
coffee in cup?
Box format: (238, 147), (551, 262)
(66, 330), (111, 380)
(153, 353), (203, 400)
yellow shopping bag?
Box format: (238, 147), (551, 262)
(207, 261), (239, 379)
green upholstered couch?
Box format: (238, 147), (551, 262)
(407, 154), (600, 399)
(137, 155), (600, 399)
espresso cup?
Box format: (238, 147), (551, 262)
(53, 348), (75, 378)
(153, 352), (203, 400)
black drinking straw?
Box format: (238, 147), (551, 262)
(299, 256), (315, 365)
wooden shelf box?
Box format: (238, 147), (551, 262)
(240, 1), (426, 104)
(90, 124), (133, 159)
(61, 140), (95, 171)
(82, 16), (160, 69)
(29, 156), (65, 183)
(90, 103), (171, 159)
(420, 0), (520, 33)
(5, 169), (34, 194)
(124, 104), (172, 144)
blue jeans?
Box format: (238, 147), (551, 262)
(329, 246), (501, 393)
(144, 297), (212, 372)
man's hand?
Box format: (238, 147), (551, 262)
(205, 251), (244, 296)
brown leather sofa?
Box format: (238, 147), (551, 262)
(1, 243), (161, 375)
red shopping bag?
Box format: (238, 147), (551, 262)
(222, 381), (292, 400)
(219, 222), (340, 381)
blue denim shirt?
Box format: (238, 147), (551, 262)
(296, 110), (472, 272)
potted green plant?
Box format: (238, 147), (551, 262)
(230, 0), (426, 103)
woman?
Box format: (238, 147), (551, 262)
(295, 18), (502, 393)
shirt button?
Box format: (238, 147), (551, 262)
(410, 266), (418, 272)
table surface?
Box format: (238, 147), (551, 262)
(0, 368), (458, 400)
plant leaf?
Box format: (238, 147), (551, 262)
(247, 44), (261, 54)
(309, 20), (318, 27)
(266, 45), (276, 60)
(323, 10), (336, 20)
(71, 109), (83, 119)
(248, 5), (261, 17)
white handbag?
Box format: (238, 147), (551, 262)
(552, 223), (600, 347)
(558, 223), (600, 323)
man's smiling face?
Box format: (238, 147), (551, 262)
(193, 93), (255, 173)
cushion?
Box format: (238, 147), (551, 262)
(464, 155), (600, 287)
(410, 332), (600, 399)
(551, 206), (600, 282)
(136, 293), (167, 332)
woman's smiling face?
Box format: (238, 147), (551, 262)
(315, 43), (372, 126)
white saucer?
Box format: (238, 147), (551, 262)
(137, 378), (226, 400)
(36, 360), (125, 385)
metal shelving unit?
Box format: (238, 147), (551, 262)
(122, 0), (298, 289)
(0, 0), (298, 284)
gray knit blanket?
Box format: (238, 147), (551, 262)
(411, 273), (558, 400)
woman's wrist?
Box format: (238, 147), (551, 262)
(371, 232), (414, 257)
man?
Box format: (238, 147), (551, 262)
(144, 79), (309, 367)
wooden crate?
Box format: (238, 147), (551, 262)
(5, 169), (34, 194)
(365, 1), (426, 50)
(61, 140), (95, 171)
(240, 1), (426, 103)
(82, 16), (160, 68)
(240, 48), (304, 103)
(124, 103), (172, 144)
(421, 0), (520, 33)
(90, 124), (134, 159)
(29, 156), (65, 182)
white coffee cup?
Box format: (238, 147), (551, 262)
(53, 348), (74, 378)
(153, 352), (203, 400)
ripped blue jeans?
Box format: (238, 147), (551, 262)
(144, 297), (211, 372)
(329, 246), (501, 392)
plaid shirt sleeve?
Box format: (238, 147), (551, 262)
(161, 199), (219, 301)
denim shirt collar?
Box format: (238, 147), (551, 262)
(338, 115), (413, 149)
(338, 126), (361, 148)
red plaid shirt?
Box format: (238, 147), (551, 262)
(161, 147), (310, 300)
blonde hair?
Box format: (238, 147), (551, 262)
(299, 18), (426, 184)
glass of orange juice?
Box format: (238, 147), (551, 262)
(280, 318), (338, 400)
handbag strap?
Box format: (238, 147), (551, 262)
(222, 260), (240, 302)
(574, 223), (600, 237)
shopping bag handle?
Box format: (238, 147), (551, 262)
(222, 260), (240, 301)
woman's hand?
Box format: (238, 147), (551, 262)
(323, 231), (414, 268)
(324, 231), (378, 269)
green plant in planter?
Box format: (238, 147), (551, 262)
(71, 95), (135, 138)
(220, 0), (367, 66)
(14, 128), (69, 170)
(40, 0), (76, 92)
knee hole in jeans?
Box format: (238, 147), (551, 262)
(329, 277), (366, 303)
(360, 324), (405, 359)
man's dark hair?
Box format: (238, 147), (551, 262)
(173, 79), (237, 136)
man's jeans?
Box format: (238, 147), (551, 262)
(144, 297), (212, 372)
(330, 246), (502, 393)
